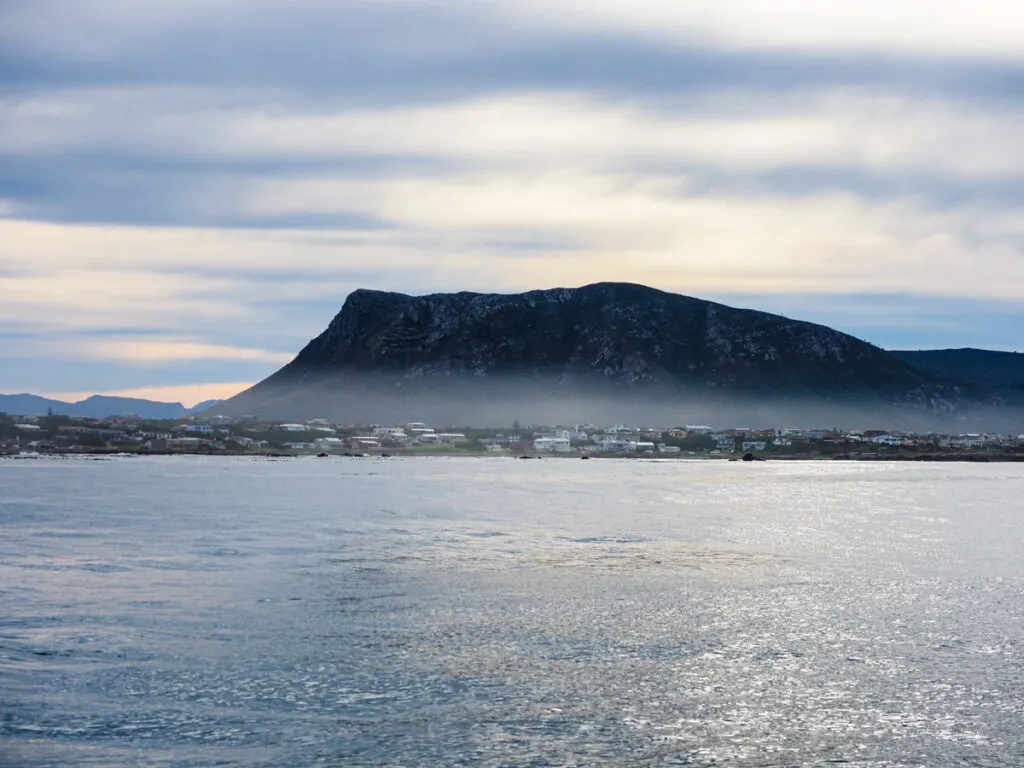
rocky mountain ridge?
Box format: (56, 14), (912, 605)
(891, 349), (1024, 405)
(290, 284), (929, 389)
(217, 283), (1001, 427)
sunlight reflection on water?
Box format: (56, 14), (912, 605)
(2, 456), (1023, 766)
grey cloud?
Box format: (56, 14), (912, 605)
(9, 156), (1024, 231)
(3, 0), (1022, 233)
(2, 1), (1022, 105)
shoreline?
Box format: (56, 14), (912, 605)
(5, 448), (1024, 463)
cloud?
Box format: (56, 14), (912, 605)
(0, 265), (248, 332)
(6, 1), (1023, 73)
(237, 170), (1024, 300)
(487, 0), (1024, 61)
(80, 337), (293, 365)
(3, 172), (1024, 312)
(4, 88), (1022, 182)
(1, 331), (291, 367)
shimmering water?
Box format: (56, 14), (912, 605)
(2, 456), (1023, 767)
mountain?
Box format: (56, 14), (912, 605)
(215, 282), (1010, 428)
(0, 393), (211, 420)
(0, 394), (70, 418)
(189, 399), (224, 414)
(69, 396), (190, 420)
(890, 349), (1024, 405)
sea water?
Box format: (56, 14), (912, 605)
(2, 455), (1023, 767)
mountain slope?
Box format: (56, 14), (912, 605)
(217, 282), (986, 425)
(189, 399), (224, 414)
(891, 349), (1024, 405)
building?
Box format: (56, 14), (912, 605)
(373, 426), (408, 442)
(533, 437), (571, 453)
(941, 434), (984, 449)
(165, 437), (209, 451)
(594, 436), (631, 452)
(232, 436), (268, 449)
(870, 434), (904, 446)
(314, 437), (345, 452)
(712, 433), (737, 451)
(347, 436), (381, 451)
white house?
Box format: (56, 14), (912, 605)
(437, 433), (469, 445)
(594, 436), (631, 452)
(871, 434), (904, 446)
(315, 437), (345, 451)
(232, 436), (268, 449)
(942, 434), (984, 449)
(279, 423), (308, 432)
(742, 441), (767, 452)
(534, 437), (571, 453)
(684, 425), (713, 435)
(347, 436), (381, 450)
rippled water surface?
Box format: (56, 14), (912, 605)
(2, 456), (1023, 767)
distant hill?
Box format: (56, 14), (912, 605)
(0, 394), (221, 419)
(189, 399), (224, 414)
(214, 282), (1010, 429)
(890, 349), (1024, 405)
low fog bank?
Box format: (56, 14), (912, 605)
(213, 375), (1024, 433)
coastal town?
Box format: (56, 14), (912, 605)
(2, 409), (1023, 460)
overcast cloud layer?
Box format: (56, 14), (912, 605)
(1, 0), (1022, 405)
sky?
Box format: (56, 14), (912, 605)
(1, 0), (1023, 407)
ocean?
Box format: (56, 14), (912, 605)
(2, 455), (1023, 767)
